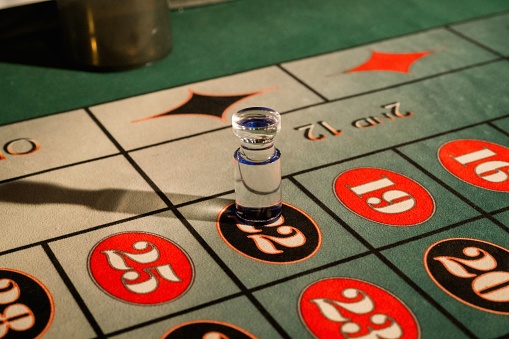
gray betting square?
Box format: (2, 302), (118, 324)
(382, 219), (509, 338)
(254, 254), (466, 339)
(397, 124), (509, 213)
(0, 155), (166, 252)
(294, 150), (480, 248)
(90, 66), (324, 151)
(130, 128), (235, 205)
(179, 180), (368, 289)
(0, 110), (117, 181)
(49, 211), (240, 334)
(0, 246), (96, 338)
(281, 28), (497, 100)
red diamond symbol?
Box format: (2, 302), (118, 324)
(345, 50), (432, 74)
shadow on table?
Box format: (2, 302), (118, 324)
(0, 2), (77, 70)
(0, 180), (233, 220)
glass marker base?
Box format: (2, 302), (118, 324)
(234, 203), (282, 226)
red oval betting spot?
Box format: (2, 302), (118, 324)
(334, 167), (435, 226)
(438, 139), (509, 192)
(88, 232), (194, 305)
(299, 277), (420, 339)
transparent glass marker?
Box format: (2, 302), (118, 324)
(232, 107), (282, 225)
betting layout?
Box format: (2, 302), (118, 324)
(1, 12), (509, 339)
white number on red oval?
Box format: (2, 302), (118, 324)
(334, 168), (435, 226)
(88, 232), (194, 305)
(299, 277), (420, 339)
(438, 139), (509, 191)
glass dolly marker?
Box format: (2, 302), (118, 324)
(232, 107), (282, 225)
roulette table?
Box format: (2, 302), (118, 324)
(1, 0), (509, 338)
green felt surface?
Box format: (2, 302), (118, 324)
(2, 0), (509, 125)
